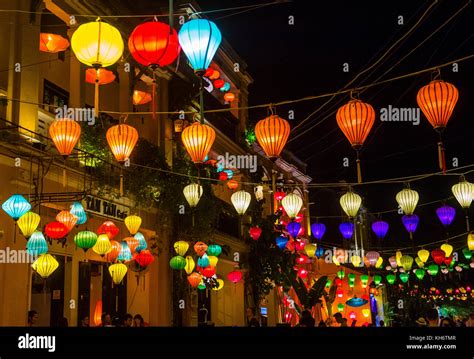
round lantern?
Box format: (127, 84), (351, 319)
(286, 221), (301, 239)
(135, 250), (154, 267)
(97, 221), (119, 239)
(18, 212), (40, 238)
(117, 242), (132, 262)
(431, 249), (446, 265)
(188, 272), (202, 288)
(428, 264), (439, 276)
(2, 194), (31, 221)
(109, 263), (128, 284)
(276, 235), (288, 250)
(386, 274), (396, 285)
(208, 255), (218, 267)
(207, 244), (222, 257)
(132, 90), (152, 105)
(85, 68), (116, 85)
(349, 311), (357, 320)
(227, 179), (238, 190)
(249, 226), (262, 241)
(45, 221), (69, 239)
(185, 256), (195, 275)
(371, 220), (389, 239)
(227, 269), (243, 284)
(274, 191), (285, 201)
(399, 272), (409, 284)
(440, 243), (453, 258)
(49, 118), (81, 158)
(415, 268), (426, 281)
(178, 19), (222, 73)
(182, 122), (216, 164)
(39, 33), (69, 53)
(201, 266), (216, 278)
(124, 215), (141, 235)
(26, 231), (48, 256)
(339, 222), (354, 239)
(400, 255), (414, 271)
(106, 124), (139, 162)
(194, 241), (208, 256)
(106, 240), (121, 262)
(310, 223), (326, 240)
(183, 183), (203, 208)
(254, 185), (264, 201)
(373, 275), (382, 286)
(56, 210), (78, 231)
(231, 190), (251, 215)
(218, 172), (228, 181)
(340, 190), (362, 218)
(197, 253), (210, 268)
(462, 248), (472, 260)
(281, 193), (303, 220)
(213, 79), (225, 89)
(366, 251), (380, 267)
(224, 92), (235, 102)
(174, 241), (190, 256)
(417, 80), (458, 130)
(255, 115), (290, 159)
(134, 232), (147, 252)
(351, 255), (361, 267)
(418, 249), (430, 263)
(32, 254), (59, 278)
(362, 309), (371, 318)
(436, 205), (456, 227)
(402, 214), (419, 237)
(125, 236), (140, 254)
(360, 274), (369, 287)
(209, 70), (220, 80)
(204, 68), (214, 77)
(304, 243), (317, 258)
(396, 188), (419, 215)
(70, 202), (87, 225)
(74, 231), (98, 252)
(92, 234), (113, 256)
(468, 232), (474, 251)
(452, 179), (472, 209)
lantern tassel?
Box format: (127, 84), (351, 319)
(465, 210), (470, 232)
(356, 151), (362, 183)
(152, 70), (156, 120)
(62, 167), (67, 188)
(437, 141), (446, 174)
(94, 70), (100, 117)
(119, 171), (124, 197)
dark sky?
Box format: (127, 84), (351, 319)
(199, 0), (474, 250)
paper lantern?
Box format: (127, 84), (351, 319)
(226, 179), (239, 190)
(231, 190), (251, 215)
(276, 235), (288, 250)
(39, 33), (69, 52)
(310, 222), (325, 241)
(85, 68), (115, 85)
(254, 186), (264, 201)
(204, 68), (214, 77)
(304, 243), (317, 258)
(349, 311), (357, 320)
(197, 253), (210, 268)
(224, 92), (235, 102)
(45, 221), (69, 239)
(415, 257), (424, 268)
(366, 251), (380, 267)
(417, 80), (458, 129)
(92, 234), (113, 256)
(402, 214), (419, 236)
(74, 231), (98, 252)
(187, 273), (202, 288)
(181, 122), (216, 164)
(227, 269), (243, 284)
(106, 124), (139, 162)
(128, 20), (180, 67)
(428, 264), (439, 276)
(396, 188), (419, 215)
(431, 249), (446, 265)
(93, 300), (102, 326)
(49, 118), (81, 157)
(109, 263), (128, 284)
(178, 19), (222, 73)
(218, 172), (228, 181)
(373, 275), (382, 286)
(183, 183), (203, 208)
(441, 243), (453, 258)
(26, 231), (48, 256)
(56, 210), (78, 231)
(371, 220), (389, 239)
(174, 241), (189, 256)
(70, 202), (87, 225)
(97, 221), (119, 239)
(249, 226), (262, 241)
(135, 249), (154, 267)
(117, 242), (132, 262)
(452, 179), (472, 209)
(214, 79), (225, 89)
(339, 222), (354, 239)
(132, 90), (152, 106)
(351, 255), (361, 267)
(134, 232), (147, 252)
(281, 193), (303, 220)
(362, 309), (370, 318)
(124, 215), (141, 235)
(315, 247), (325, 259)
(418, 249), (430, 263)
(386, 274), (396, 285)
(18, 212), (40, 238)
(462, 248), (472, 260)
(399, 272), (409, 283)
(274, 191), (285, 201)
(415, 268), (425, 281)
(32, 254), (59, 278)
(468, 232), (474, 251)
(255, 115), (290, 159)
(400, 255), (414, 271)
(207, 244), (222, 257)
(125, 236), (140, 254)
(184, 256), (195, 275)
(360, 274), (369, 288)
(201, 266), (216, 278)
(396, 251), (403, 267)
(208, 255), (218, 267)
(194, 242), (208, 256)
(213, 278), (224, 291)
(436, 205), (456, 227)
(286, 221), (301, 239)
(340, 191), (362, 218)
(105, 240), (121, 262)
(2, 194), (31, 220)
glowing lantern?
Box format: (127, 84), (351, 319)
(255, 115), (290, 159)
(39, 33), (69, 52)
(304, 243), (317, 258)
(373, 275), (382, 286)
(132, 90), (152, 106)
(106, 124), (139, 162)
(70, 202), (87, 225)
(274, 191), (285, 201)
(56, 210), (78, 231)
(45, 221), (68, 239)
(351, 255), (361, 267)
(188, 273), (202, 288)
(207, 244), (222, 257)
(468, 232), (474, 250)
(214, 79), (225, 89)
(227, 269), (243, 284)
(136, 250), (154, 267)
(26, 231), (48, 256)
(182, 122), (216, 163)
(336, 99), (375, 182)
(386, 274), (396, 285)
(431, 249), (446, 265)
(109, 263), (128, 284)
(400, 255), (414, 271)
(197, 253), (210, 268)
(194, 242), (208, 256)
(117, 242), (132, 262)
(32, 254), (59, 278)
(174, 241), (189, 256)
(220, 82), (231, 92)
(396, 188), (419, 215)
(340, 190), (362, 218)
(360, 274), (369, 288)
(105, 240), (121, 262)
(85, 67), (116, 85)
(218, 172), (228, 181)
(418, 249), (430, 263)
(208, 255), (218, 267)
(2, 194), (32, 220)
(339, 222), (354, 239)
(462, 248), (472, 260)
(254, 186), (264, 201)
(452, 179), (472, 209)
(441, 243), (453, 258)
(125, 236), (139, 254)
(428, 264), (439, 276)
(399, 272), (409, 283)
(97, 221), (119, 239)
(281, 193), (303, 220)
(276, 235), (288, 250)
(349, 311), (357, 320)
(415, 268), (425, 281)
(202, 266), (216, 278)
(204, 68), (214, 77)
(213, 278), (224, 291)
(316, 247), (325, 259)
(231, 190), (251, 215)
(124, 215), (141, 235)
(402, 214), (419, 238)
(74, 231), (98, 251)
(18, 212), (40, 238)
(336, 288), (344, 298)
(362, 309), (370, 318)
(415, 257), (424, 268)
(249, 226), (262, 241)
(49, 118), (81, 158)
(436, 205), (456, 227)
(396, 251), (403, 267)
(178, 19), (222, 73)
(311, 223), (326, 240)
(183, 183), (203, 208)
(93, 300), (102, 326)
(287, 221), (301, 238)
(365, 251), (379, 267)
(185, 256), (195, 275)
(92, 234), (113, 256)
(376, 257), (383, 268)
(388, 256), (397, 268)
(227, 179), (238, 190)
(336, 270), (345, 280)
(348, 273), (356, 282)
(134, 232), (147, 252)
(224, 92), (235, 102)
(371, 220), (389, 239)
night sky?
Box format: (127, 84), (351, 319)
(199, 0), (474, 251)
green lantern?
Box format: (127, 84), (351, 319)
(347, 273), (356, 282)
(325, 278), (332, 288)
(428, 264), (439, 276)
(399, 272), (409, 283)
(207, 244), (222, 257)
(337, 270), (345, 280)
(373, 275), (382, 286)
(360, 274), (369, 287)
(337, 303), (344, 312)
(170, 255), (187, 270)
(386, 273), (396, 285)
(415, 268), (425, 280)
(197, 281), (206, 290)
(462, 248), (472, 260)
(74, 231), (98, 251)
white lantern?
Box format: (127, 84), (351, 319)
(452, 179), (472, 209)
(396, 188), (419, 215)
(340, 190), (362, 218)
(183, 184), (203, 208)
(231, 190), (251, 215)
(281, 193), (303, 219)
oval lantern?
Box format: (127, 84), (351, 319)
(26, 231), (48, 256)
(400, 255), (414, 271)
(366, 251), (380, 267)
(418, 249), (430, 263)
(304, 243), (317, 258)
(105, 240), (121, 262)
(125, 236), (140, 254)
(286, 221), (301, 239)
(181, 122), (216, 163)
(371, 220), (389, 239)
(174, 241), (190, 256)
(56, 210), (78, 231)
(255, 115), (290, 159)
(431, 249), (446, 265)
(207, 244), (222, 257)
(436, 205), (456, 227)
(39, 33), (69, 53)
(134, 232), (147, 252)
(109, 263), (128, 284)
(188, 272), (202, 288)
(281, 193), (303, 220)
(45, 221), (69, 239)
(117, 242), (132, 262)
(202, 266), (216, 278)
(49, 118), (81, 158)
(402, 214), (419, 238)
(194, 241), (208, 256)
(227, 179), (238, 190)
(310, 223), (326, 240)
(227, 269), (243, 284)
(451, 179), (472, 209)
(106, 124), (139, 162)
(97, 220), (119, 239)
(2, 194), (31, 221)
(85, 68), (115, 85)
(231, 190), (251, 215)
(18, 212), (40, 238)
(135, 249), (154, 267)
(440, 243), (453, 258)
(224, 92), (235, 102)
(208, 255), (218, 267)
(92, 234), (113, 256)
(468, 232), (474, 251)
(213, 278), (224, 291)
(32, 254), (59, 278)
(249, 226), (262, 241)
(70, 202), (87, 225)
(183, 184), (203, 207)
(213, 79), (225, 89)
(340, 190), (362, 218)
(132, 90), (152, 106)
(124, 215), (142, 235)
(185, 256), (195, 275)
(339, 222), (354, 239)
(396, 188), (419, 215)
(74, 231), (98, 252)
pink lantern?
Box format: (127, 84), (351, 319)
(227, 269), (243, 284)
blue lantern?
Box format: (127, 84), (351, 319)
(178, 19), (222, 73)
(276, 235), (288, 250)
(2, 194), (31, 221)
(310, 223), (326, 240)
(436, 205), (455, 227)
(70, 201), (87, 225)
(223, 169), (233, 179)
(216, 162), (224, 172)
(371, 220), (389, 239)
(134, 232), (147, 252)
(220, 82), (231, 92)
(118, 242), (132, 262)
(315, 246), (325, 259)
(197, 253), (210, 268)
(287, 221), (301, 238)
(26, 231), (48, 256)
(339, 222), (354, 239)
(402, 214), (419, 235)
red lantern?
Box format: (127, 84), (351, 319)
(193, 241), (208, 257)
(201, 266), (216, 278)
(336, 288), (344, 298)
(125, 236), (139, 253)
(45, 221), (69, 239)
(227, 179), (238, 190)
(335, 278), (343, 287)
(187, 273), (202, 288)
(274, 191), (285, 201)
(181, 122), (216, 164)
(249, 226), (262, 241)
(209, 70), (220, 80)
(295, 213), (303, 223)
(444, 256), (453, 266)
(97, 221), (119, 239)
(135, 249), (154, 267)
(349, 311), (357, 320)
(227, 269), (243, 284)
(431, 249), (446, 265)
(106, 240), (121, 262)
(85, 68), (116, 85)
(294, 239), (306, 252)
(298, 268), (308, 279)
(132, 90), (152, 105)
(39, 33), (69, 53)
(204, 68), (214, 77)
(218, 172), (228, 181)
(214, 79), (225, 89)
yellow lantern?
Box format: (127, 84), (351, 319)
(32, 254), (59, 279)
(396, 251), (403, 267)
(418, 249), (430, 263)
(396, 188), (419, 215)
(467, 232), (474, 251)
(304, 243), (317, 258)
(362, 309), (370, 318)
(375, 256), (383, 268)
(281, 193), (303, 219)
(440, 243), (453, 258)
(174, 241), (190, 256)
(400, 255), (414, 271)
(93, 234), (112, 256)
(212, 278), (224, 291)
(415, 257), (424, 268)
(185, 256), (195, 275)
(452, 179), (472, 209)
(332, 255), (340, 266)
(254, 185), (264, 201)
(109, 263), (128, 284)
(183, 184), (203, 208)
(351, 255), (361, 267)
(208, 255), (219, 267)
(340, 190), (362, 218)
(231, 190), (251, 215)
(181, 122), (216, 164)
(18, 211), (40, 238)
(124, 215), (142, 235)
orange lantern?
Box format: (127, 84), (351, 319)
(105, 240), (121, 262)
(181, 122), (216, 163)
(125, 236), (140, 253)
(56, 210), (78, 231)
(336, 99), (375, 183)
(227, 179), (238, 190)
(106, 124), (139, 162)
(49, 118), (81, 158)
(417, 79), (458, 173)
(224, 92), (235, 102)
(85, 68), (116, 85)
(93, 300), (102, 326)
(187, 272), (202, 288)
(255, 114), (290, 159)
(209, 70), (220, 80)
(39, 33), (69, 53)
(194, 241), (208, 257)
(132, 90), (152, 106)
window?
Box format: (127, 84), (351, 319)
(42, 79), (69, 115)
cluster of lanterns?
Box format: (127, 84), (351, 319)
(203, 67), (235, 103)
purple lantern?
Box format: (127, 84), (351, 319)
(436, 205), (455, 227)
(287, 221), (301, 238)
(339, 222), (354, 239)
(371, 220), (389, 239)
(402, 214), (419, 238)
(311, 222), (326, 240)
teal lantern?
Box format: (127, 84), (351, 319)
(70, 202), (87, 225)
(373, 275), (382, 286)
(74, 231), (98, 251)
(399, 272), (409, 283)
(207, 244), (222, 257)
(134, 232), (147, 252)
(178, 19), (222, 73)
(220, 82), (230, 92)
(26, 231), (48, 256)
(386, 274), (396, 285)
(2, 194), (31, 220)
(170, 255), (187, 270)
(117, 242), (132, 262)
(197, 253), (210, 268)
(223, 169), (233, 179)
